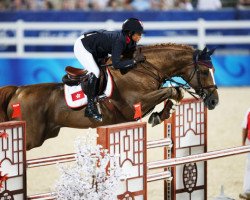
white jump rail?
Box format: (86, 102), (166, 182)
(26, 138), (172, 168)
(147, 171), (171, 182)
(0, 19), (250, 57)
(26, 153), (75, 168)
(148, 145), (250, 170)
(147, 138), (172, 149)
(27, 193), (56, 200)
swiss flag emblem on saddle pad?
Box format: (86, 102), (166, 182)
(64, 68), (114, 108)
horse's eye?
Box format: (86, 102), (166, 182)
(201, 70), (209, 76)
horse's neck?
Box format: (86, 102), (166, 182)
(142, 47), (194, 76)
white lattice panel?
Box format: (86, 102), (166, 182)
(165, 99), (207, 200)
(97, 122), (147, 200)
(0, 121), (26, 200)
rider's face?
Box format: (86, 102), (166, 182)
(132, 32), (142, 42)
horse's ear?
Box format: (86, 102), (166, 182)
(208, 48), (216, 56)
(193, 50), (200, 62)
(201, 47), (208, 55)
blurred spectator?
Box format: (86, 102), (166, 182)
(106, 0), (124, 10)
(44, 0), (54, 10)
(176, 0), (193, 10)
(122, 0), (133, 10)
(10, 0), (27, 10)
(61, 0), (75, 10)
(161, 0), (176, 10)
(131, 0), (151, 11)
(26, 0), (37, 10)
(151, 0), (162, 10)
(26, 0), (53, 10)
(197, 0), (222, 10)
(75, 0), (89, 10)
(0, 0), (8, 10)
(1, 0), (234, 11)
(238, 0), (250, 9)
(89, 0), (109, 10)
(220, 0), (238, 8)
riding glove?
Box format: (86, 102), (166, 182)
(134, 54), (146, 64)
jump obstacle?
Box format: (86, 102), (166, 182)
(0, 98), (250, 200)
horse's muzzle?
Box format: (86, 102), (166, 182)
(204, 94), (219, 110)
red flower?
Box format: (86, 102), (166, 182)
(0, 171), (8, 188)
(0, 132), (8, 139)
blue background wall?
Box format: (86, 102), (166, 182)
(0, 10), (250, 22)
(0, 56), (249, 87)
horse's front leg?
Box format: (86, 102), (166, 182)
(143, 86), (184, 105)
(144, 87), (184, 127)
(148, 99), (178, 127)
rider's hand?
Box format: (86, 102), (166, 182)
(134, 54), (146, 64)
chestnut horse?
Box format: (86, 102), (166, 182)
(0, 44), (219, 150)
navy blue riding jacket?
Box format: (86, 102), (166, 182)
(81, 30), (136, 69)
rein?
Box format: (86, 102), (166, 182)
(134, 61), (165, 84)
(165, 60), (218, 100)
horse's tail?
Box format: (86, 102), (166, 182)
(0, 86), (18, 122)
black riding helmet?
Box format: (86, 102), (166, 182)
(122, 18), (144, 34)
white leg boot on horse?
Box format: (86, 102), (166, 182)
(84, 73), (102, 122)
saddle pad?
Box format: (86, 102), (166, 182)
(64, 68), (113, 108)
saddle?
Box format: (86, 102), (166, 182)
(66, 66), (87, 80)
(62, 66), (108, 96)
(62, 66), (113, 108)
(62, 66), (87, 86)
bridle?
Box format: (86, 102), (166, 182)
(164, 50), (218, 100)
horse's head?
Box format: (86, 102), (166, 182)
(137, 44), (219, 110)
(180, 47), (219, 110)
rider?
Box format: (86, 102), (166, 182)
(73, 18), (146, 122)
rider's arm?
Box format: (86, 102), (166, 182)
(111, 39), (135, 69)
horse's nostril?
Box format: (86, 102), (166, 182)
(211, 99), (218, 106)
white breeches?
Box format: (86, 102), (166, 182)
(74, 35), (100, 78)
(244, 139), (250, 193)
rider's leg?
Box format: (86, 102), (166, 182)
(74, 35), (100, 77)
(74, 35), (102, 121)
(84, 73), (102, 121)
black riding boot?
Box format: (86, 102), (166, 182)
(84, 73), (102, 122)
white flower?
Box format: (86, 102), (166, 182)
(54, 129), (124, 200)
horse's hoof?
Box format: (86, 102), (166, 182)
(148, 112), (157, 124)
(148, 112), (161, 127)
(151, 115), (161, 127)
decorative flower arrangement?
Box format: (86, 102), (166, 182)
(0, 164), (8, 189)
(54, 129), (124, 200)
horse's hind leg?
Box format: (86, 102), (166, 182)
(26, 124), (60, 150)
(44, 126), (61, 140)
